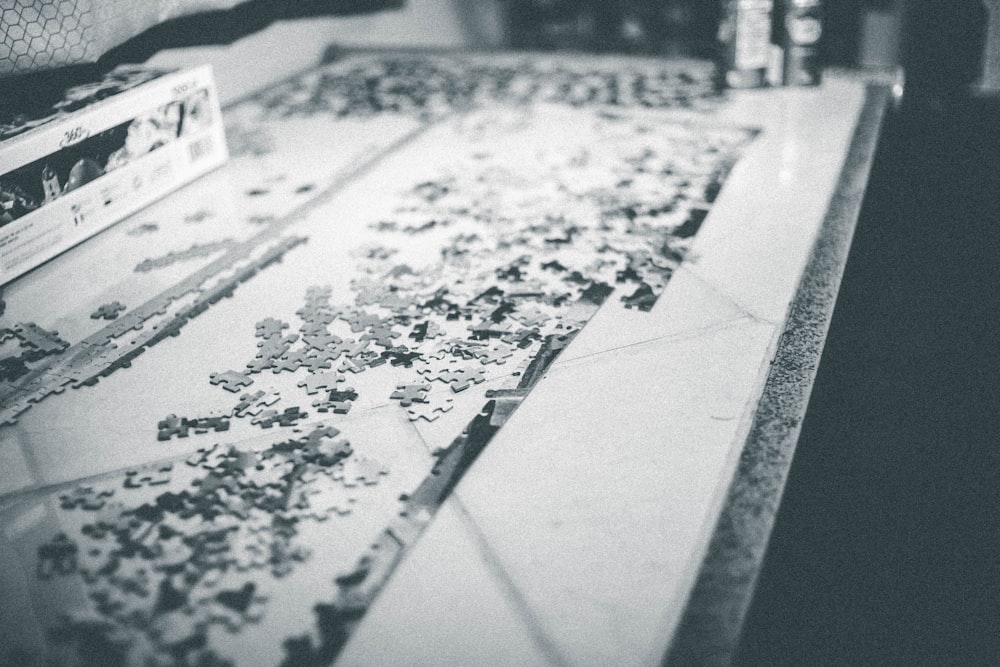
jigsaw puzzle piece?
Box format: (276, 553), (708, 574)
(60, 485), (115, 510)
(157, 414), (190, 441)
(37, 532), (78, 578)
(296, 371), (345, 395)
(389, 383), (431, 407)
(209, 370), (254, 393)
(124, 463), (173, 488)
(405, 395), (455, 422)
(90, 301), (127, 321)
(334, 457), (389, 487)
(251, 406), (307, 428)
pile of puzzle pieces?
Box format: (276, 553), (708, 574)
(40, 423), (388, 665)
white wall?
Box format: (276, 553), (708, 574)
(145, 0), (505, 104)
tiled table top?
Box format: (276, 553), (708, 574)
(0, 52), (887, 666)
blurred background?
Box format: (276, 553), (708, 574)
(3, 1), (1000, 103)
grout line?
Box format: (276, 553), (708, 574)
(553, 313), (758, 368)
(677, 263), (780, 326)
(450, 495), (572, 667)
(400, 402), (435, 458)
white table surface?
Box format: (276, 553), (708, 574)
(0, 52), (886, 666)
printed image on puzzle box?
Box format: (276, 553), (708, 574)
(0, 87), (215, 227)
(0, 67), (173, 142)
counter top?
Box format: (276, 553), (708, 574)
(0, 51), (887, 666)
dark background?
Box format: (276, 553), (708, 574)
(734, 3), (1000, 664)
(736, 91), (1000, 666)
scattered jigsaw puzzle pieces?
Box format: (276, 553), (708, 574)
(37, 532), (78, 578)
(297, 371), (344, 395)
(502, 326), (542, 349)
(472, 342), (515, 365)
(343, 312), (384, 333)
(234, 387), (280, 417)
(13, 322), (69, 355)
(157, 414), (190, 441)
(418, 360), (487, 391)
(313, 437), (353, 466)
(312, 387), (358, 414)
(255, 318), (289, 339)
(209, 370), (254, 393)
(390, 383), (431, 407)
(252, 406), (307, 428)
(621, 282), (658, 311)
(335, 457), (389, 487)
(90, 301), (126, 321)
(304, 485), (357, 520)
(185, 412), (231, 435)
(445, 366), (488, 392)
(124, 463), (173, 488)
(381, 346), (423, 367)
(155, 537), (194, 570)
(185, 443), (222, 468)
(360, 325), (400, 349)
(408, 319), (443, 342)
(406, 395), (455, 422)
(158, 411), (231, 439)
(468, 319), (514, 340)
(302, 331), (342, 351)
(60, 485), (115, 510)
(271, 352), (306, 374)
(199, 582), (268, 631)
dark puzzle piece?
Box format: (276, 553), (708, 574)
(0, 355), (30, 382)
(381, 346), (422, 367)
(209, 370), (254, 393)
(126, 222), (159, 236)
(157, 414), (190, 441)
(124, 463), (173, 488)
(621, 282), (658, 311)
(59, 485), (115, 510)
(252, 406), (307, 428)
(90, 301), (127, 321)
(13, 322), (69, 355)
(312, 387), (358, 414)
(37, 532), (78, 579)
(234, 387), (280, 417)
(408, 320), (442, 343)
(185, 443), (223, 468)
(184, 209), (212, 223)
(389, 383), (431, 407)
(185, 413), (231, 435)
(468, 319), (513, 340)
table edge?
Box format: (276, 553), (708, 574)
(663, 82), (892, 667)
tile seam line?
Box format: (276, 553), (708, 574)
(450, 493), (573, 667)
(554, 313), (758, 368)
(676, 263), (779, 326)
